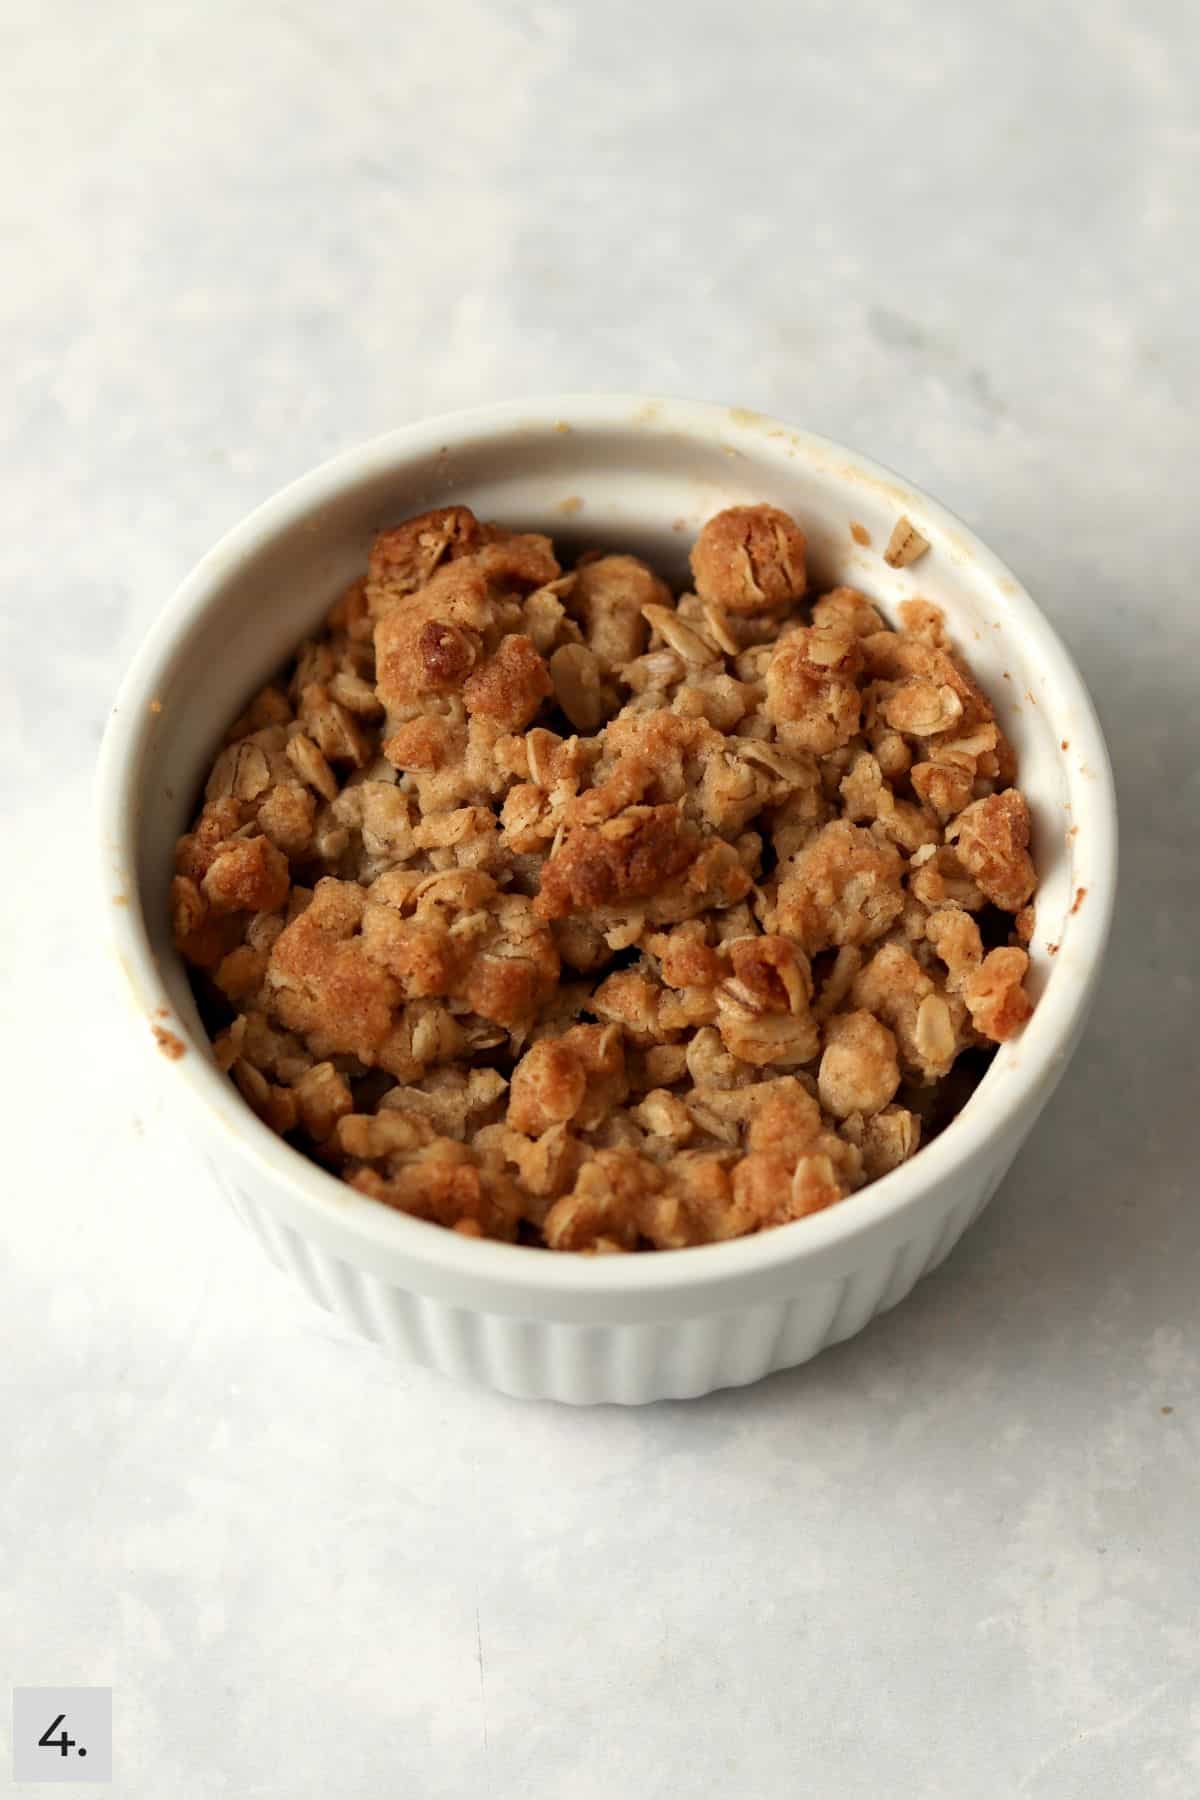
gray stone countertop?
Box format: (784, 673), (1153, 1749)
(2, 1), (1198, 1793)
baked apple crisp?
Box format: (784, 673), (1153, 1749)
(172, 503), (1038, 1251)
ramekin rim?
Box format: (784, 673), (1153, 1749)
(97, 392), (1118, 1302)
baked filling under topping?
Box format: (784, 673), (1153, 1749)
(172, 503), (1038, 1252)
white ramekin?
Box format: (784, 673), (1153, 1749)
(97, 396), (1117, 1404)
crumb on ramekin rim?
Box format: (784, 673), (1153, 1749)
(170, 502), (1037, 1252)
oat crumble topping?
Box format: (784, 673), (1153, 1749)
(172, 503), (1038, 1251)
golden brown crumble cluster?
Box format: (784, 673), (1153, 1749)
(172, 502), (1038, 1252)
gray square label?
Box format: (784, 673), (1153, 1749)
(12, 1689), (112, 1783)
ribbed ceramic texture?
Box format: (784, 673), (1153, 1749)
(221, 1172), (1002, 1404)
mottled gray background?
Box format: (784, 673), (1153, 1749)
(3, 1), (1199, 1794)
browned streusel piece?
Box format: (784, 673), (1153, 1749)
(569, 553), (667, 671)
(350, 1145), (525, 1240)
(767, 820), (906, 953)
(374, 561), (526, 725)
(534, 805), (700, 921)
(948, 791), (1038, 912)
(817, 1011), (901, 1119)
(173, 499), (1040, 1251)
(851, 942), (971, 1082)
(926, 908), (1033, 1041)
(813, 586), (886, 639)
(764, 617), (863, 754)
(365, 506), (484, 618)
(690, 504), (807, 613)
(645, 926), (821, 1071)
